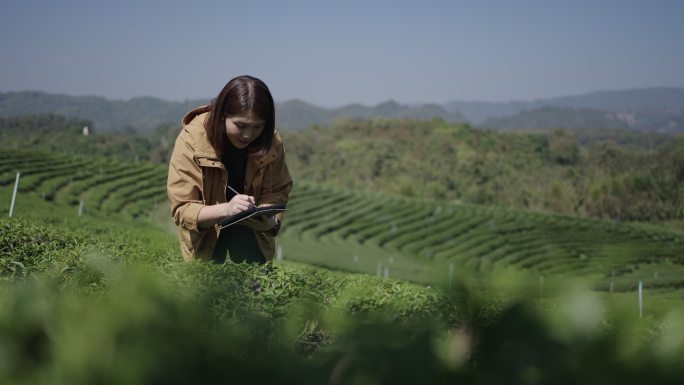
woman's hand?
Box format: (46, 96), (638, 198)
(255, 204), (277, 228)
(264, 214), (278, 230)
(197, 195), (255, 230)
(223, 194), (256, 217)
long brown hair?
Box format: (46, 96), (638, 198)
(205, 75), (275, 158)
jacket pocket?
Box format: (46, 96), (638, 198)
(195, 156), (224, 205)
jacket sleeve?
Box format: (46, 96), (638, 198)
(167, 130), (206, 234)
(242, 143), (293, 236)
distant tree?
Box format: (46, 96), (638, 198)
(547, 129), (580, 165)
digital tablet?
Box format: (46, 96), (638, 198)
(218, 204), (287, 229)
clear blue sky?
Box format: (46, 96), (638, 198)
(1, 0), (682, 106)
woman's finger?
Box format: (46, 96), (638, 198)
(230, 201), (247, 211)
(242, 195), (256, 206)
(236, 194), (255, 204)
(233, 195), (249, 205)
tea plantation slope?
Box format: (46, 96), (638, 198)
(0, 148), (168, 219)
(282, 182), (684, 289)
(0, 166), (448, 328)
(2, 148), (683, 291)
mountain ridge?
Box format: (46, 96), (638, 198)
(445, 87), (684, 123)
(1, 87), (683, 132)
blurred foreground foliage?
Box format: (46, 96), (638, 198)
(2, 216), (684, 384)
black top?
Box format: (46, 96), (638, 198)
(213, 142), (263, 262)
(221, 142), (248, 200)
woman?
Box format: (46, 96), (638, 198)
(167, 75), (293, 264)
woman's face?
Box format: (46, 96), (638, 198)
(224, 113), (265, 149)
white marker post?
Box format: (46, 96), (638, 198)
(78, 199), (84, 216)
(276, 246), (283, 261)
(9, 172), (20, 218)
(638, 280), (643, 318)
(383, 266), (389, 279)
(448, 263), (454, 293)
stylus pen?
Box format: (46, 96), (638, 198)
(226, 185), (240, 196)
(226, 185), (255, 208)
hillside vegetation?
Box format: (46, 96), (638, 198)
(284, 118), (684, 229)
(4, 113), (682, 231)
(0, 114), (175, 163)
(482, 106), (684, 134)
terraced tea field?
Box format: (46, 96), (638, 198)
(282, 182), (684, 290)
(2, 148), (683, 293)
(0, 149), (167, 219)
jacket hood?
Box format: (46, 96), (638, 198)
(181, 105), (283, 166)
(182, 105), (211, 126)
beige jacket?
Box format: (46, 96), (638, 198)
(167, 105), (293, 262)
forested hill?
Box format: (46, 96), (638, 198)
(284, 118), (684, 229)
(276, 99), (465, 131)
(481, 106), (684, 133)
(0, 91), (206, 133)
(0, 114), (173, 163)
(482, 107), (628, 131)
(444, 87), (684, 124)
